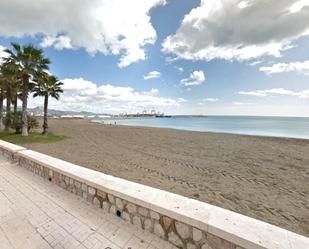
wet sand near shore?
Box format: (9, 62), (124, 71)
(25, 118), (309, 237)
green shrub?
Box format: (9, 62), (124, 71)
(7, 111), (39, 134)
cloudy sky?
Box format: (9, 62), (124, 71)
(0, 0), (309, 116)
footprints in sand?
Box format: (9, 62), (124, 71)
(77, 130), (309, 236)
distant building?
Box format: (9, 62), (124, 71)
(98, 115), (111, 118)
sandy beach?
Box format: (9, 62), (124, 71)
(24, 118), (309, 237)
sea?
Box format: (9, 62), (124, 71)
(92, 116), (309, 139)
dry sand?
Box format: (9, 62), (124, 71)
(25, 118), (309, 236)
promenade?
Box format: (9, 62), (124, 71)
(0, 155), (175, 249)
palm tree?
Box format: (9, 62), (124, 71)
(4, 43), (50, 136)
(0, 72), (5, 130)
(33, 73), (63, 135)
(0, 90), (4, 130)
(11, 77), (22, 115)
(0, 61), (20, 131)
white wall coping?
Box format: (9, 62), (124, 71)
(16, 149), (309, 249)
(0, 140), (26, 153)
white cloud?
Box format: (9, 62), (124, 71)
(298, 90), (309, 99)
(148, 88), (159, 95)
(162, 0), (309, 62)
(29, 78), (183, 113)
(237, 1), (250, 9)
(0, 0), (166, 67)
(41, 35), (73, 50)
(233, 102), (252, 106)
(177, 98), (187, 103)
(237, 88), (309, 98)
(249, 60), (263, 66)
(199, 97), (218, 105)
(238, 90), (267, 97)
(289, 0), (309, 13)
(180, 70), (205, 86)
(0, 45), (8, 64)
(143, 71), (161, 80)
(204, 98), (219, 102)
(264, 88), (296, 95)
(260, 61), (309, 75)
(177, 67), (184, 72)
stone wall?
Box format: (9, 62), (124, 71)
(18, 155), (242, 249)
(0, 140), (25, 161)
(0, 140), (308, 249)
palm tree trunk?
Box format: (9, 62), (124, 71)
(5, 88), (11, 132)
(21, 74), (29, 136)
(12, 96), (18, 133)
(42, 94), (48, 135)
(0, 91), (4, 130)
(13, 97), (17, 114)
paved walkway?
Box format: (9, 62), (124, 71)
(0, 155), (176, 249)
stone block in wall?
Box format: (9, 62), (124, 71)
(175, 221), (191, 240)
(168, 231), (183, 248)
(107, 194), (115, 204)
(193, 228), (203, 242)
(205, 233), (236, 249)
(201, 242), (213, 249)
(48, 169), (53, 178)
(81, 183), (87, 192)
(2, 150), (13, 160)
(122, 211), (131, 222)
(126, 203), (137, 214)
(72, 187), (77, 194)
(144, 218), (153, 232)
(97, 189), (106, 199)
(86, 193), (94, 203)
(59, 174), (64, 184)
(133, 216), (142, 227)
(150, 211), (160, 220)
(39, 165), (44, 175)
(93, 196), (101, 208)
(161, 216), (172, 231)
(76, 188), (83, 197)
(74, 180), (81, 189)
(87, 186), (96, 196)
(154, 222), (165, 238)
(42, 167), (47, 178)
(187, 242), (198, 249)
(60, 180), (67, 190)
(64, 176), (70, 185)
(66, 183), (73, 192)
(138, 207), (149, 217)
(102, 201), (110, 212)
(115, 198), (124, 210)
(53, 172), (60, 183)
(110, 205), (116, 215)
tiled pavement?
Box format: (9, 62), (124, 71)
(0, 155), (177, 249)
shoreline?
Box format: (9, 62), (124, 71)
(92, 119), (309, 141)
(23, 118), (309, 237)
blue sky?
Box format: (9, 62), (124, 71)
(0, 0), (309, 116)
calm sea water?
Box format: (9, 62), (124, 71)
(92, 116), (309, 139)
